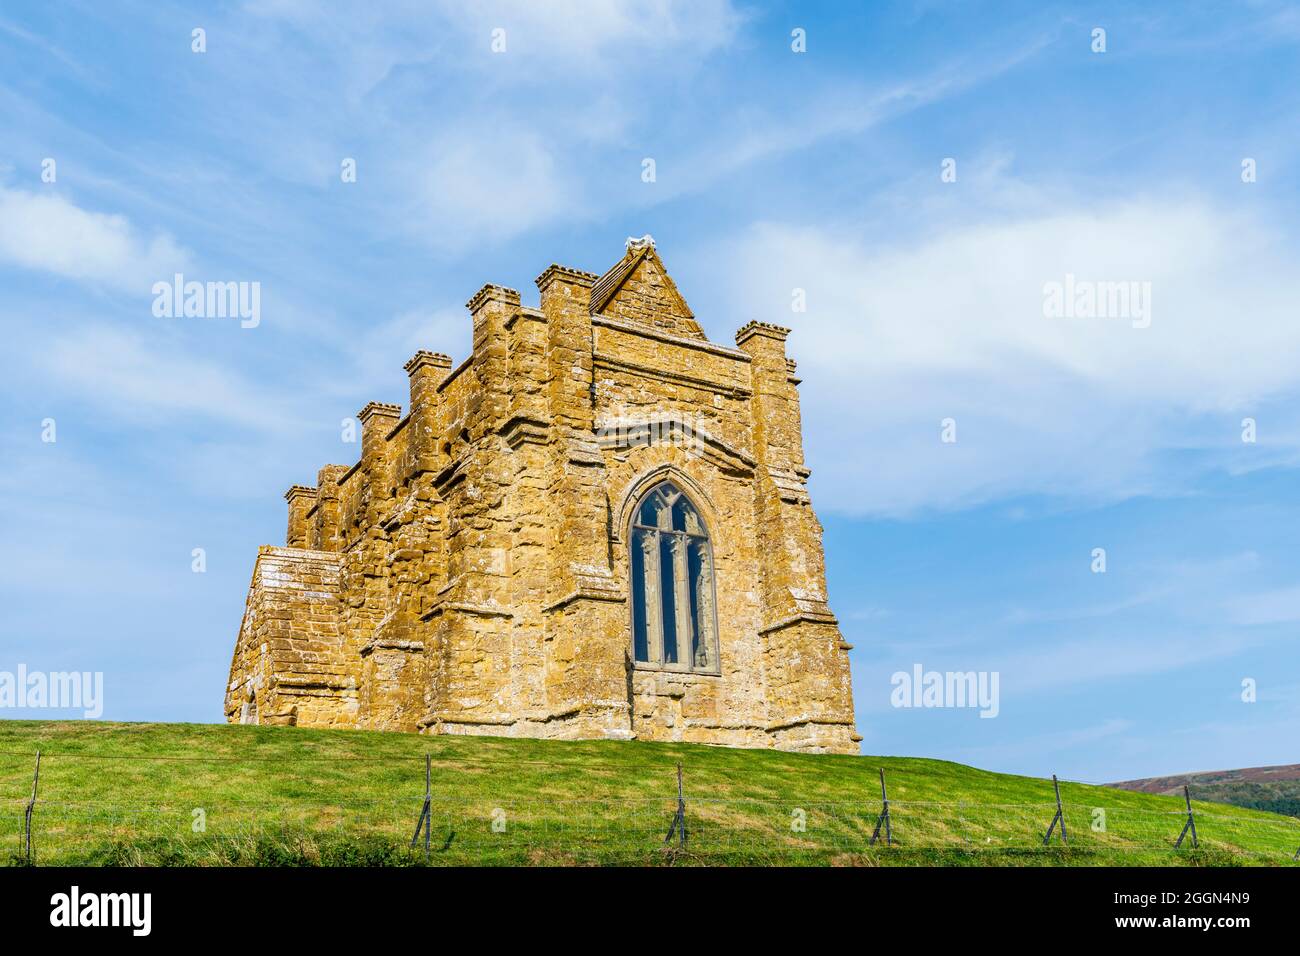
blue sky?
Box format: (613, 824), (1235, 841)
(1, 0), (1298, 782)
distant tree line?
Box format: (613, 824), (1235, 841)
(1232, 797), (1300, 819)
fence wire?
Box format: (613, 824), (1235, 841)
(3, 759), (1298, 866)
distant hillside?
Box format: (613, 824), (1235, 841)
(1111, 764), (1300, 819)
(1, 721), (1297, 866)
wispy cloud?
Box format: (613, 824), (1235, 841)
(725, 191), (1300, 516)
(247, 0), (744, 82)
(1227, 584), (1300, 626)
(0, 185), (190, 292)
(638, 33), (1055, 205)
(405, 129), (577, 251)
(41, 326), (294, 430)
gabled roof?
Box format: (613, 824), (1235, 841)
(589, 239), (706, 341)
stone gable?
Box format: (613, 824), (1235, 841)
(590, 242), (706, 340)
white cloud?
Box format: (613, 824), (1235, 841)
(0, 186), (190, 292)
(641, 40), (1050, 206)
(725, 196), (1300, 516)
(409, 130), (576, 251)
(247, 0), (742, 80)
(226, 0), (747, 248)
(41, 326), (291, 430)
(215, 1), (1024, 252)
(436, 0), (742, 68)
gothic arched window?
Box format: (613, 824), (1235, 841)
(629, 481), (719, 672)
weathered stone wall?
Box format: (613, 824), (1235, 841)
(224, 546), (353, 727)
(225, 239), (859, 754)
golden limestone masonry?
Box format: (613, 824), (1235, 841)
(225, 237), (860, 753)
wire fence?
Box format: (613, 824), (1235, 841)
(3, 751), (1299, 866)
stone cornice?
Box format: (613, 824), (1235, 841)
(593, 314), (751, 362)
(255, 544), (343, 563)
(535, 263), (598, 290)
(765, 715), (857, 732)
(500, 414), (550, 449)
(358, 400), (402, 424)
(404, 350), (454, 375)
(418, 712), (519, 729)
(360, 638), (425, 657)
(284, 484), (316, 502)
(421, 600), (514, 622)
(466, 283), (521, 312)
(735, 321), (791, 346)
(542, 585), (626, 614)
(756, 610), (839, 636)
(430, 453), (467, 493)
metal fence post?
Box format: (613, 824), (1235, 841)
(23, 750), (40, 865)
(1174, 785), (1198, 849)
(664, 762), (687, 849)
(409, 754), (432, 861)
(1043, 774), (1067, 845)
(869, 767), (892, 846)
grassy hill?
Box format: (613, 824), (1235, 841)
(2, 720), (1297, 866)
(1112, 765), (1300, 820)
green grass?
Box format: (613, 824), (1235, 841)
(1, 720), (1296, 866)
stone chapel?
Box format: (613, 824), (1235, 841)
(224, 237), (859, 753)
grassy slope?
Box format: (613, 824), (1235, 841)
(1, 721), (1296, 866)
